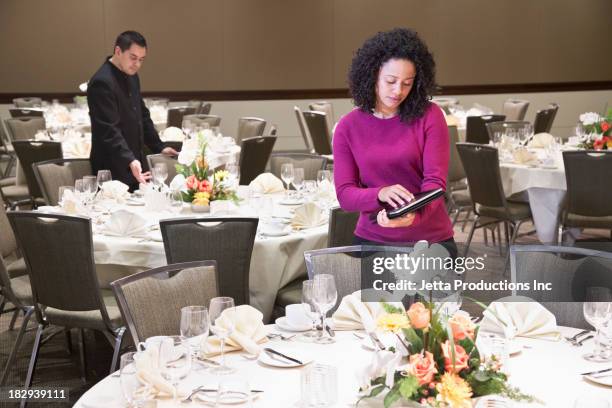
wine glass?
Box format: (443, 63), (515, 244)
(153, 163), (168, 187)
(96, 169), (112, 187)
(209, 297), (236, 374)
(583, 287), (612, 362)
(300, 280), (320, 341)
(82, 175), (98, 204)
(58, 186), (74, 205)
(316, 170), (332, 187)
(120, 352), (152, 407)
(292, 168), (305, 198)
(435, 291), (463, 318)
(280, 163), (294, 195)
(159, 336), (192, 400)
(226, 163), (240, 188)
(180, 306), (210, 357)
(312, 274), (338, 344)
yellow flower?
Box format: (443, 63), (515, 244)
(193, 191), (210, 206)
(436, 372), (472, 408)
(214, 170), (229, 181)
(196, 155), (207, 169)
(376, 313), (410, 332)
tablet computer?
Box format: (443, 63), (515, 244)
(385, 188), (445, 219)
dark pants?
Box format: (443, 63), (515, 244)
(352, 235), (458, 259)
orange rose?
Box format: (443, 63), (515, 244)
(407, 302), (430, 329)
(440, 340), (469, 373)
(449, 311), (476, 341)
(198, 179), (212, 193)
(594, 139), (604, 150)
(407, 351), (438, 385)
(602, 122), (610, 132)
(186, 175), (198, 190)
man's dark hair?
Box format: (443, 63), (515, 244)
(114, 31), (147, 52)
(348, 28), (436, 124)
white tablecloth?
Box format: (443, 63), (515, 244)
(74, 326), (612, 407)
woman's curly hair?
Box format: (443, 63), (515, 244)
(348, 28), (436, 124)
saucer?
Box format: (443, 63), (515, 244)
(279, 198), (304, 206)
(196, 390), (262, 404)
(260, 227), (291, 237)
(125, 198), (145, 206)
(275, 317), (311, 332)
(258, 349), (313, 368)
(584, 374), (612, 387)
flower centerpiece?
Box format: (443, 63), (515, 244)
(171, 133), (239, 208)
(357, 302), (538, 408)
(578, 109), (612, 150)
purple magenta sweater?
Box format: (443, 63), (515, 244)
(332, 103), (453, 243)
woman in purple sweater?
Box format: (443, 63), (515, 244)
(333, 28), (455, 255)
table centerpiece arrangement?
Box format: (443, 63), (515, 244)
(578, 109), (612, 150)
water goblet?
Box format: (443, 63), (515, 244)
(96, 169), (112, 187)
(583, 287), (612, 362)
(159, 336), (192, 400)
(153, 163), (168, 187)
(180, 305), (210, 357)
(292, 168), (305, 198)
(311, 274), (338, 344)
(120, 352), (152, 407)
(280, 163), (294, 196)
(209, 297), (236, 374)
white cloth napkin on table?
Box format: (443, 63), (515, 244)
(480, 296), (561, 340)
(100, 180), (130, 202)
(528, 133), (554, 148)
(202, 305), (268, 357)
(160, 126), (185, 142)
(59, 189), (85, 215)
(63, 139), (91, 158)
(291, 202), (327, 229)
(102, 209), (149, 237)
(134, 344), (176, 397)
(512, 147), (538, 165)
(248, 173), (284, 194)
(332, 290), (404, 331)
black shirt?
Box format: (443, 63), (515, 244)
(87, 57), (165, 188)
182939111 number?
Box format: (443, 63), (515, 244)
(0, 387), (69, 402)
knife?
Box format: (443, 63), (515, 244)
(263, 347), (303, 365)
(580, 367), (612, 376)
(325, 322), (335, 337)
(368, 332), (386, 350)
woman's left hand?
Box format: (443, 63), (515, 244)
(376, 209), (416, 228)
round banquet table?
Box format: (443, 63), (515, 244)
(74, 325), (612, 407)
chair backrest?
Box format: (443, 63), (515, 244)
(160, 217), (258, 306)
(465, 114), (506, 144)
(5, 117), (46, 141)
(111, 261), (219, 344)
(485, 121), (531, 141)
(187, 100), (203, 111)
(269, 153), (327, 181)
(533, 104), (558, 134)
(198, 103), (212, 115)
(563, 151), (612, 217)
(309, 102), (335, 134)
(0, 195), (18, 257)
(294, 106), (314, 153)
(502, 99), (530, 121)
(237, 117), (267, 143)
(327, 207), (359, 247)
(511, 245), (612, 329)
(7, 212), (110, 323)
(12, 140), (63, 199)
(33, 158), (92, 205)
(146, 154), (178, 184)
(431, 97), (459, 114)
(166, 107), (197, 128)
(0, 253), (27, 309)
(447, 125), (466, 184)
(182, 114), (221, 129)
(238, 136), (276, 185)
(13, 97), (42, 108)
(9, 109), (44, 118)
(302, 110), (332, 155)
(268, 124), (278, 137)
(456, 143), (507, 210)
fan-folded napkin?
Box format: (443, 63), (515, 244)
(512, 148), (538, 165)
(528, 133), (554, 148)
(134, 343), (175, 397)
(63, 139), (91, 158)
(100, 180), (130, 202)
(202, 305), (268, 357)
(102, 209), (149, 237)
(480, 297), (560, 340)
(332, 290), (404, 332)
(59, 189), (85, 215)
(291, 202), (327, 229)
(249, 173), (284, 194)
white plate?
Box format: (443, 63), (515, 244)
(260, 227), (291, 237)
(125, 198), (145, 206)
(275, 317), (311, 332)
(584, 374), (612, 387)
(279, 198), (305, 206)
(196, 390), (262, 404)
(258, 349), (313, 368)
(539, 164), (557, 169)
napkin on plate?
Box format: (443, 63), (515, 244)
(512, 147), (538, 165)
(100, 180), (130, 202)
(161, 126), (185, 142)
(480, 296), (561, 340)
(291, 202), (327, 229)
(134, 344), (176, 397)
(249, 173), (285, 194)
(202, 305), (268, 357)
(332, 290), (404, 331)
(63, 139), (91, 158)
(102, 209), (150, 237)
(528, 133), (554, 148)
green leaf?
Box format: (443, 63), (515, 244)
(382, 302), (403, 314)
(401, 327), (423, 352)
(473, 370), (490, 382)
(398, 376), (420, 400)
(383, 386), (401, 408)
(370, 385), (386, 397)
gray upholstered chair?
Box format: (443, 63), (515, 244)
(146, 154), (178, 185)
(12, 97), (42, 108)
(327, 207), (359, 248)
(32, 158), (92, 205)
(465, 114), (506, 145)
(111, 261), (219, 344)
(533, 104), (559, 134)
(8, 109), (44, 119)
(187, 100), (204, 112)
(7, 212), (126, 388)
(1, 128), (16, 178)
(269, 153), (327, 181)
(510, 245), (612, 329)
(268, 124), (278, 137)
(183, 114), (221, 129)
(166, 107), (197, 128)
(294, 106), (314, 153)
(0, 195), (27, 281)
(238, 136), (276, 185)
(4, 117), (46, 141)
(160, 217), (258, 306)
(303, 110), (332, 155)
(12, 140), (63, 205)
(502, 99), (530, 121)
(309, 101), (335, 136)
(198, 103), (212, 115)
(236, 117), (266, 143)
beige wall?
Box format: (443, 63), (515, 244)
(1, 0), (611, 93)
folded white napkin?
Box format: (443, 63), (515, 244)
(202, 305), (268, 357)
(102, 209), (149, 237)
(169, 174), (186, 192)
(100, 180), (130, 202)
(60, 189), (85, 215)
(161, 126), (185, 142)
(332, 290), (404, 332)
(291, 202), (327, 229)
(528, 133), (554, 148)
(63, 139), (91, 158)
(480, 296), (561, 340)
(512, 147), (538, 165)
(134, 343), (175, 397)
(249, 173), (284, 194)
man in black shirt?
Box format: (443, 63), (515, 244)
(88, 31), (177, 190)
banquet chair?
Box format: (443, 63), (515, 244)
(12, 140), (63, 207)
(4, 117), (46, 141)
(32, 158), (92, 205)
(12, 97), (42, 108)
(327, 207), (359, 247)
(0, 168), (30, 210)
(160, 217), (258, 306)
(446, 126), (474, 229)
(456, 143), (532, 269)
(432, 97), (459, 114)
(7, 212), (126, 390)
(485, 121), (531, 142)
(198, 103), (212, 115)
(269, 153), (327, 181)
(502, 99), (530, 121)
(533, 104), (559, 134)
(8, 109), (44, 119)
(560, 151), (612, 239)
(187, 100), (204, 111)
(510, 245), (612, 329)
(238, 136), (276, 185)
(0, 128), (16, 178)
(465, 115), (505, 144)
(166, 107), (197, 128)
(111, 261), (219, 344)
(303, 110), (333, 155)
(309, 101), (335, 136)
(236, 117), (267, 143)
(183, 114), (222, 129)
(294, 106), (315, 153)
(146, 154), (178, 184)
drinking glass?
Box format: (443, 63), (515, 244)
(168, 190), (184, 213)
(280, 163), (294, 194)
(58, 186), (74, 205)
(120, 352), (152, 407)
(583, 287), (612, 362)
(182, 120), (194, 136)
(299, 280), (320, 341)
(435, 291), (463, 317)
(292, 168), (305, 197)
(226, 163), (240, 188)
(209, 297), (236, 374)
(216, 376), (253, 407)
(311, 274), (338, 344)
(153, 163), (168, 187)
(159, 336), (192, 399)
(96, 169), (112, 186)
(82, 175), (98, 204)
(300, 363), (338, 407)
(180, 306), (210, 356)
(316, 170), (332, 187)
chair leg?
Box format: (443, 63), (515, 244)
(77, 329), (87, 383)
(483, 227), (489, 246)
(451, 209), (460, 226)
(497, 224), (503, 256)
(21, 323), (44, 408)
(8, 309), (20, 330)
(503, 220), (524, 276)
(65, 329), (73, 355)
(0, 307), (34, 386)
(0, 297), (5, 315)
(461, 209), (472, 232)
(463, 215), (479, 257)
(109, 327), (127, 374)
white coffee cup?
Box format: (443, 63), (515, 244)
(264, 218), (287, 233)
(285, 304), (312, 328)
